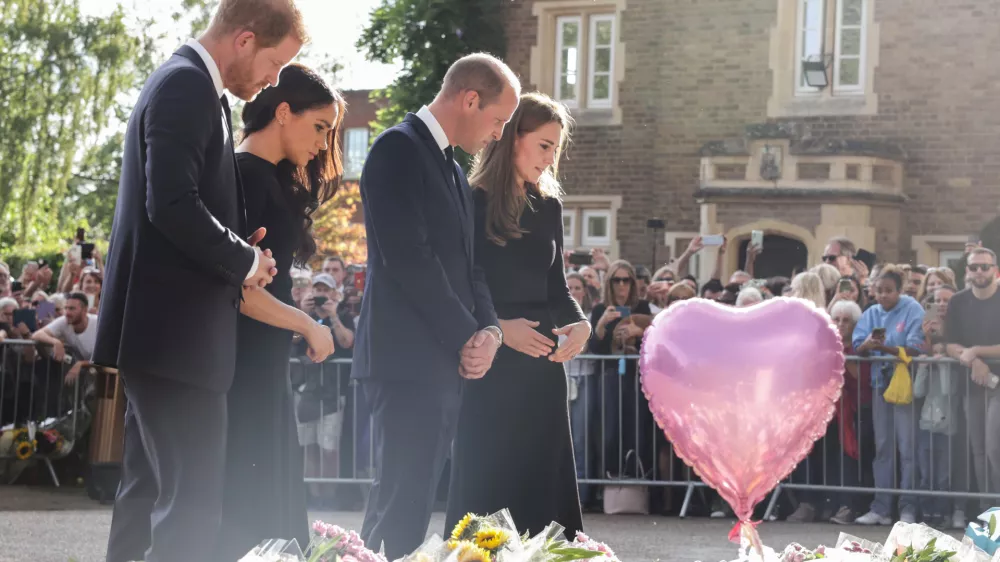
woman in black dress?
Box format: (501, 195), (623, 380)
(446, 92), (592, 538)
(214, 63), (345, 560)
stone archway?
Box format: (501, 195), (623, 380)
(723, 220), (818, 279)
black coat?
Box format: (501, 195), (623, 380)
(350, 113), (498, 383)
(92, 45), (255, 393)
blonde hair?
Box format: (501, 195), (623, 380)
(603, 260), (639, 309)
(791, 272), (827, 309)
(811, 263), (841, 292)
(470, 92), (573, 246)
(917, 267), (957, 302)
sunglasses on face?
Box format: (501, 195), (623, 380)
(656, 277), (674, 283)
(611, 276), (633, 285)
(968, 264), (995, 273)
(822, 255), (839, 264)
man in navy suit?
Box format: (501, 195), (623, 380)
(93, 2), (306, 560)
(352, 53), (521, 559)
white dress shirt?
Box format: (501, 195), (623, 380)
(185, 38), (258, 281)
(416, 105), (451, 155)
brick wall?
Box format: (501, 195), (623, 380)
(505, 0), (1000, 266)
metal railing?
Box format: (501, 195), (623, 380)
(291, 353), (1000, 519)
(0, 339), (83, 486)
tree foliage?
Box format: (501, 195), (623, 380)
(311, 181), (367, 266)
(357, 0), (507, 166)
(0, 0), (156, 254)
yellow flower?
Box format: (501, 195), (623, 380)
(15, 440), (34, 460)
(455, 542), (492, 562)
(451, 513), (476, 541)
(474, 528), (509, 551)
(447, 540), (462, 551)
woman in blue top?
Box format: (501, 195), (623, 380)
(851, 266), (926, 526)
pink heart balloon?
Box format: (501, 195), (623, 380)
(639, 297), (844, 523)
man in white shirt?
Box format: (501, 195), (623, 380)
(32, 292), (96, 384)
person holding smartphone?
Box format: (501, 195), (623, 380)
(828, 275), (867, 312)
(852, 266), (926, 525)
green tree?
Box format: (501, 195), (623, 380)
(357, 0), (507, 165)
(0, 0), (156, 252)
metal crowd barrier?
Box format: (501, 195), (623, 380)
(0, 339), (83, 486)
(293, 353), (1000, 519)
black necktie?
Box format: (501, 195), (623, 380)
(220, 94), (233, 138)
(443, 146), (465, 210)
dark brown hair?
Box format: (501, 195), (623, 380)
(469, 92), (573, 246)
(241, 63), (345, 264)
(209, 0), (308, 47)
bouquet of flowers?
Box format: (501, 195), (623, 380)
(239, 521), (387, 562)
(402, 510), (617, 562)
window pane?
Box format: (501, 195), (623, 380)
(838, 58), (860, 86)
(563, 215), (572, 231)
(587, 216), (607, 238)
(841, 0), (863, 25)
(560, 77), (576, 100)
(840, 28), (861, 56)
(592, 75), (610, 100)
(344, 128), (369, 178)
(595, 19), (613, 45)
(801, 0), (824, 58)
(595, 47), (611, 73)
(562, 21), (579, 46)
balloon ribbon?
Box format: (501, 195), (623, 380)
(729, 520), (765, 560)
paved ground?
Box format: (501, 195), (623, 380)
(0, 486), (964, 562)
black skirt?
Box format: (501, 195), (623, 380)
(445, 303), (583, 539)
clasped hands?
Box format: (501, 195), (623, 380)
(243, 227), (279, 290)
(958, 346), (996, 388)
(459, 318), (591, 379)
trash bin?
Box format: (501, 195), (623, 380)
(87, 367), (125, 504)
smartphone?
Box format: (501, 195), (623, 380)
(36, 300), (56, 323)
(354, 270), (366, 293)
(81, 242), (95, 260)
(854, 249), (876, 271)
(614, 306), (631, 318)
(646, 218), (666, 230)
(68, 244), (82, 264)
(872, 327), (886, 341)
(750, 230), (764, 250)
(13, 308), (37, 333)
(925, 304), (941, 324)
(702, 234), (724, 246)
(838, 279), (853, 293)
(86, 294), (95, 310)
(313, 296), (328, 308)
(10, 280), (23, 293)
(568, 251), (593, 266)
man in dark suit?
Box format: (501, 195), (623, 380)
(352, 53), (521, 559)
(92, 2), (306, 560)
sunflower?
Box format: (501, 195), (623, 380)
(15, 440), (34, 460)
(450, 513), (477, 541)
(474, 528), (509, 551)
(455, 542), (492, 562)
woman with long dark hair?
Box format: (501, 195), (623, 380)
(445, 93), (591, 538)
(215, 63), (345, 559)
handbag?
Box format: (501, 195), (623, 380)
(602, 450), (651, 515)
(883, 348), (913, 405)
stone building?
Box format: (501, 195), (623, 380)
(501, 0), (1000, 279)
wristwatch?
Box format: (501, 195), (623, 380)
(483, 325), (503, 348)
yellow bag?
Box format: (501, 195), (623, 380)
(883, 348), (913, 405)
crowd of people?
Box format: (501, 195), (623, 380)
(561, 233), (998, 532)
(3, 229), (999, 532)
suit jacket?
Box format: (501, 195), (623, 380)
(351, 114), (498, 383)
(92, 45), (255, 393)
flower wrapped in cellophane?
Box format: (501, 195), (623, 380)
(239, 521), (388, 562)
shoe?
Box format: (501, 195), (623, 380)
(786, 502), (816, 523)
(899, 509), (917, 524)
(830, 506), (854, 525)
(855, 511), (892, 525)
(953, 510), (967, 530)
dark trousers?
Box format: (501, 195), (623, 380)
(106, 372), (227, 562)
(359, 378), (461, 561)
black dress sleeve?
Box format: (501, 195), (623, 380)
(589, 304), (614, 354)
(548, 198), (587, 328)
(240, 160), (270, 234)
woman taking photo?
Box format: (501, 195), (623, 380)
(214, 63), (343, 559)
(445, 92), (591, 538)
